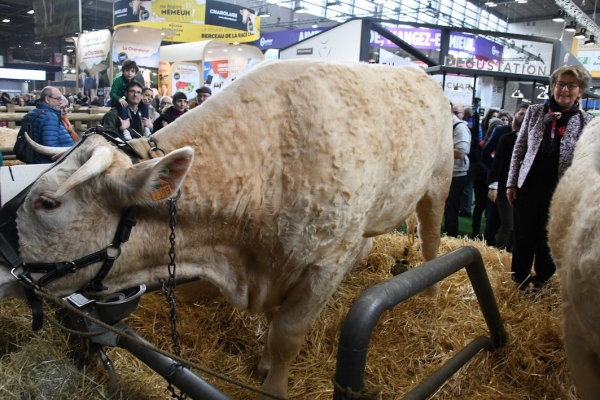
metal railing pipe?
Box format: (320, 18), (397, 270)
(115, 323), (233, 400)
(333, 246), (507, 400)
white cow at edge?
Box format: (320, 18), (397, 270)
(0, 60), (453, 399)
(549, 117), (600, 400)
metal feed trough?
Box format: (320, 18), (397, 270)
(65, 245), (506, 399)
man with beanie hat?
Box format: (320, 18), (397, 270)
(153, 91), (188, 132)
(189, 86), (212, 109)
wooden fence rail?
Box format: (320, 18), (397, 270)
(0, 113), (106, 133)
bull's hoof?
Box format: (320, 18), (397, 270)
(253, 362), (269, 380)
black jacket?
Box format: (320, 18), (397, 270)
(487, 131), (517, 193)
(153, 106), (187, 133)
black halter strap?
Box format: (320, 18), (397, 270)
(15, 205), (138, 291)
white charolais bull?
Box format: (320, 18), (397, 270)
(0, 59), (453, 399)
(548, 117), (600, 400)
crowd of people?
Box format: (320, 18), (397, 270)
(8, 63), (213, 164)
(445, 64), (593, 292)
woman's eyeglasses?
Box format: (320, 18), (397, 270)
(555, 82), (579, 91)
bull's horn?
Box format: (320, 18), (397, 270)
(54, 146), (114, 198)
(24, 131), (72, 156)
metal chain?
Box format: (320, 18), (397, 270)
(161, 193), (187, 400)
(147, 136), (166, 159)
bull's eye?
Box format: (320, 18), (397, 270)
(33, 194), (61, 211)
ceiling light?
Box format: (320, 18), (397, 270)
(575, 28), (587, 39)
(293, 1), (308, 13)
(565, 21), (577, 32)
(312, 23), (318, 28)
(326, 0), (341, 5)
(552, 10), (565, 22)
(257, 8), (271, 17)
(34, 41), (42, 45)
(585, 35), (596, 46)
(67, 49), (73, 53)
(27, 10), (34, 14)
(484, 1), (497, 7)
(537, 87), (549, 100)
(516, 0), (527, 3)
(511, 89), (524, 98)
(452, 84), (462, 92)
(2, 19), (10, 23)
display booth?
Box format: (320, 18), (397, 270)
(75, 27), (173, 106)
(159, 40), (264, 99)
(278, 17), (600, 110)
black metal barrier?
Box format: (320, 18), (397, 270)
(65, 286), (233, 400)
(333, 246), (507, 400)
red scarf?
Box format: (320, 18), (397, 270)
(543, 97), (580, 140)
(541, 96), (580, 154)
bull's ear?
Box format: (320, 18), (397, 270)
(110, 147), (194, 205)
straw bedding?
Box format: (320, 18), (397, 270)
(0, 232), (577, 399)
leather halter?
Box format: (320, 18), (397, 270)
(0, 126), (143, 329)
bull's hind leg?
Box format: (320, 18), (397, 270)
(415, 187), (448, 295)
(563, 308), (600, 399)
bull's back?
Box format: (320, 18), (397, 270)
(262, 61), (452, 236)
(160, 60), (452, 239)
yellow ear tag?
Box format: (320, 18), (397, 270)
(151, 177), (173, 201)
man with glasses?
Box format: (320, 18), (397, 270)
(153, 91), (188, 133)
(102, 81), (153, 140)
(20, 86), (75, 163)
(159, 95), (172, 112)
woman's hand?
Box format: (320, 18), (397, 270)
(506, 187), (517, 206)
(488, 189), (498, 202)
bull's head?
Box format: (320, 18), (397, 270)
(0, 133), (194, 301)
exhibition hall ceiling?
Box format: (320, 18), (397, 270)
(0, 0), (598, 65)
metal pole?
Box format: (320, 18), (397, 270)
(114, 324), (233, 400)
(401, 336), (495, 400)
(333, 246), (507, 400)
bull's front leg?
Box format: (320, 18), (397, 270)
(257, 264), (346, 400)
(256, 306), (278, 378)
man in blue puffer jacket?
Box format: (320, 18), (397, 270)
(22, 86), (75, 164)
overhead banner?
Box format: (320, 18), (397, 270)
(203, 58), (262, 95)
(572, 39), (600, 78)
(76, 30), (112, 100)
(369, 27), (504, 61)
(110, 27), (165, 106)
(113, 0), (260, 43)
(170, 62), (202, 100)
